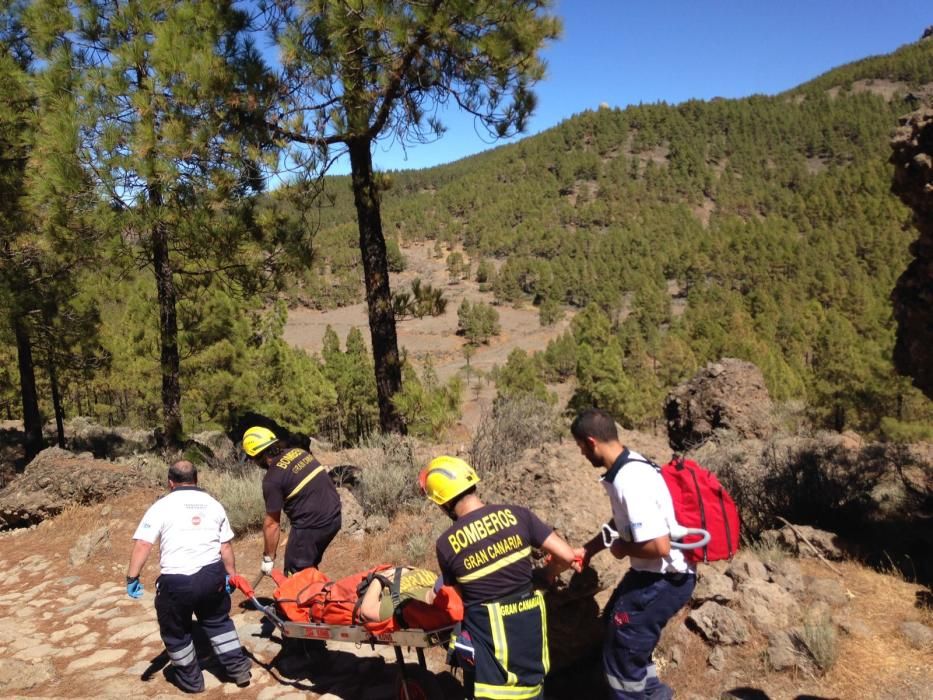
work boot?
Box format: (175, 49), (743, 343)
(163, 666), (205, 694)
(232, 670), (251, 688)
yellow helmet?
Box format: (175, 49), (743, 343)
(242, 426), (278, 457)
(419, 456), (480, 506)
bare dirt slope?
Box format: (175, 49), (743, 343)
(283, 242), (573, 434)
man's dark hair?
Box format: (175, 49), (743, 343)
(259, 442), (290, 463)
(168, 460), (198, 484)
(570, 408), (619, 442)
(443, 485), (477, 515)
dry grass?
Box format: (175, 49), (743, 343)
(798, 617), (839, 672)
(470, 395), (561, 482)
(198, 467), (266, 534)
(359, 507), (448, 570)
(745, 539), (788, 566)
(136, 454), (266, 534)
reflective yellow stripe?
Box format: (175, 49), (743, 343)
(474, 682), (542, 699)
(487, 603), (518, 686)
(285, 465), (325, 500)
(537, 590), (550, 674)
(458, 547), (531, 583)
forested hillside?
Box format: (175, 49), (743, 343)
(278, 38), (933, 438)
(2, 34), (931, 446)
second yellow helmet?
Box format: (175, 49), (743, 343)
(419, 456), (480, 506)
(242, 426), (278, 457)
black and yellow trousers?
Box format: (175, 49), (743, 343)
(457, 589), (550, 700)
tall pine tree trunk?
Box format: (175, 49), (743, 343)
(347, 137), (404, 434)
(13, 315), (42, 464)
(47, 357), (65, 448)
(149, 199), (182, 446)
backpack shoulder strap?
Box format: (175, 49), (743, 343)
(622, 454), (661, 472)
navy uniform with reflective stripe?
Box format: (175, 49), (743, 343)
(437, 504), (553, 700)
(600, 450), (696, 700)
(156, 560), (251, 691)
(133, 485), (250, 693)
(262, 448), (341, 574)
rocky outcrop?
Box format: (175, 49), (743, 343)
(665, 359), (774, 451)
(59, 417), (158, 459)
(0, 448), (157, 529)
(890, 107), (933, 399)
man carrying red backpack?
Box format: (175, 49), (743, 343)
(571, 409), (696, 700)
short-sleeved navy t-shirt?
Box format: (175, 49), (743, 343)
(435, 503), (553, 606)
(262, 448), (341, 529)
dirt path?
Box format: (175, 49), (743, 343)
(0, 483), (931, 699)
(0, 491), (458, 699)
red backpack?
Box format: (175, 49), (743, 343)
(658, 456), (740, 563)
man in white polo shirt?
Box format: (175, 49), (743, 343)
(571, 409), (695, 700)
(126, 460), (251, 693)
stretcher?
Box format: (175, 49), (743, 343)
(233, 577), (454, 700)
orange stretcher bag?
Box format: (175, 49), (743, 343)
(271, 565), (463, 633)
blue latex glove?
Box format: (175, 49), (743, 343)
(225, 574), (234, 595)
(126, 577), (144, 599)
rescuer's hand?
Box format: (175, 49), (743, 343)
(126, 576), (144, 599)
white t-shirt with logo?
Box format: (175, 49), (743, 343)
(601, 450), (693, 575)
(133, 487), (235, 576)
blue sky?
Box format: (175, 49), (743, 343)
(294, 1), (931, 174)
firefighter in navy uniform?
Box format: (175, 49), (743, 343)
(421, 456), (580, 700)
(126, 460), (251, 693)
(241, 426), (342, 576)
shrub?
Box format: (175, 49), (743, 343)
(393, 279), (448, 320)
(386, 238), (406, 272)
(199, 465), (267, 534)
(492, 348), (554, 405)
(394, 359), (463, 439)
(446, 251), (465, 282)
(475, 258), (494, 284)
(355, 433), (425, 519)
(797, 617), (838, 672)
(457, 299), (501, 345)
(470, 395), (561, 482)
(137, 455), (266, 534)
(538, 297), (563, 326)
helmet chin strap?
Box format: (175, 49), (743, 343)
(443, 503), (458, 521)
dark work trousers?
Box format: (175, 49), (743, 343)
(457, 589), (549, 700)
(603, 570), (695, 700)
(155, 560), (251, 692)
(283, 515), (341, 575)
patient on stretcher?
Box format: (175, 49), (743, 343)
(357, 567), (438, 623)
(271, 564), (462, 633)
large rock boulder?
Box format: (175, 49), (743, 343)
(0, 447), (158, 529)
(664, 359), (774, 451)
(687, 601), (750, 645)
(890, 107), (933, 399)
(60, 417), (157, 458)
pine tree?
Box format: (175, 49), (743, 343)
(30, 0), (276, 444)
(263, 0), (560, 434)
(0, 44), (41, 459)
